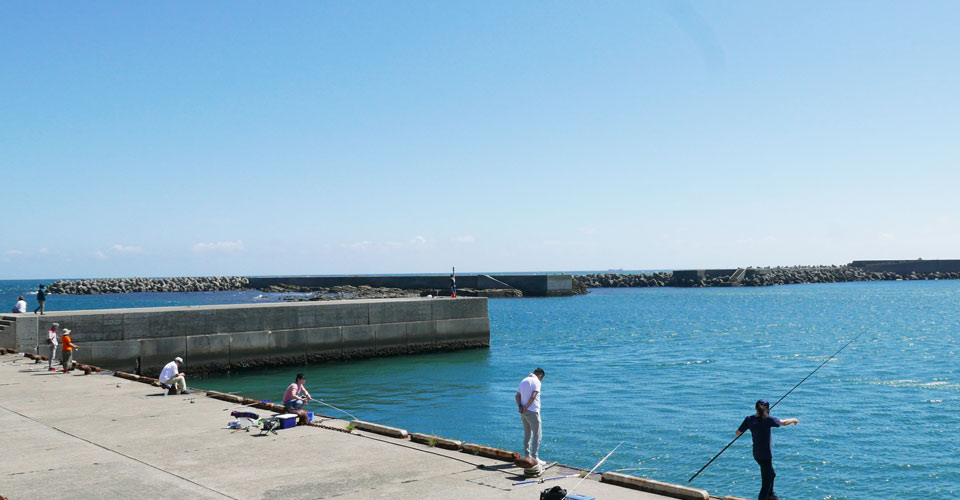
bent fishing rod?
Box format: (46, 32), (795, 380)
(688, 330), (865, 483)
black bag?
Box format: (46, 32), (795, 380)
(540, 485), (567, 500)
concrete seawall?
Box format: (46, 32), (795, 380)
(0, 297), (489, 376)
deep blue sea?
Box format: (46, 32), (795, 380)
(2, 278), (957, 499)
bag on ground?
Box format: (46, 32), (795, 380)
(540, 485), (567, 500)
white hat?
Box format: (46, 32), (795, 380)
(174, 357), (183, 363)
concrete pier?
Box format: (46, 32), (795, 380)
(0, 356), (719, 500)
(0, 297), (489, 376)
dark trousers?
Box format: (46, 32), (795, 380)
(756, 458), (777, 500)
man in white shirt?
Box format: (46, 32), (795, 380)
(46, 323), (59, 371)
(515, 368), (545, 463)
(159, 357), (188, 394)
(13, 296), (27, 313)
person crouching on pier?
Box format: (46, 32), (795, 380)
(283, 373), (312, 412)
(736, 399), (798, 500)
(159, 357), (188, 394)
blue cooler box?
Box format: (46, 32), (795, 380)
(277, 414), (298, 429)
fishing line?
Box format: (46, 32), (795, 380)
(309, 398), (359, 421)
(687, 330), (864, 483)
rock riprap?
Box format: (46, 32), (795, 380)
(574, 266), (960, 288)
(48, 276), (250, 294)
(574, 272), (672, 288)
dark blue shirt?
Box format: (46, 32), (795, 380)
(738, 415), (781, 460)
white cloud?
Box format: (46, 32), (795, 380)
(111, 244), (144, 254)
(454, 235), (476, 243)
(192, 240), (244, 253)
(343, 236), (431, 253)
(2, 249), (25, 263)
(93, 250), (108, 260)
(346, 241), (374, 251)
(38, 248), (49, 254)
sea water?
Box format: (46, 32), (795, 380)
(2, 279), (957, 499)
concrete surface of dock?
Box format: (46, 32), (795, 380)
(0, 355), (701, 500)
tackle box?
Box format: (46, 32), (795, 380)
(276, 413), (298, 429)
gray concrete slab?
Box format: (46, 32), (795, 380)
(228, 331), (271, 367)
(405, 320), (437, 349)
(187, 333), (233, 372)
(302, 326), (342, 360)
(82, 339), (140, 372)
(0, 355), (693, 500)
(342, 324), (376, 358)
(436, 317), (491, 344)
(432, 297), (487, 321)
(374, 322), (407, 354)
(179, 308), (221, 337)
(268, 328), (308, 363)
(140, 336), (189, 375)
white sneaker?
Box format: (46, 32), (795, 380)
(536, 458), (546, 466)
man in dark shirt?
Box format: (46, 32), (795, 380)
(736, 399), (798, 500)
(34, 284), (47, 315)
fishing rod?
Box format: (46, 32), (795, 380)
(309, 398), (359, 421)
(221, 400), (272, 411)
(569, 441), (624, 493)
(512, 474), (579, 486)
(687, 330), (865, 483)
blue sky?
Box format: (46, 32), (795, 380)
(2, 2), (958, 279)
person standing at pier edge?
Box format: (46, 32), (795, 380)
(516, 368), (545, 464)
(283, 373), (313, 412)
(736, 399), (798, 500)
(12, 296), (27, 313)
(34, 284), (47, 314)
(46, 323), (59, 371)
(450, 267), (456, 298)
(60, 329), (78, 372)
(159, 357), (188, 394)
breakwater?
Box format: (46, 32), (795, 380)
(0, 297), (489, 376)
(47, 274), (574, 297)
(48, 276), (249, 294)
(575, 264), (960, 288)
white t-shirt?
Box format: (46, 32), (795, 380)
(159, 361), (179, 383)
(14, 300), (27, 313)
(47, 329), (58, 347)
(518, 374), (542, 413)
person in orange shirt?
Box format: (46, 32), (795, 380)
(60, 328), (78, 372)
